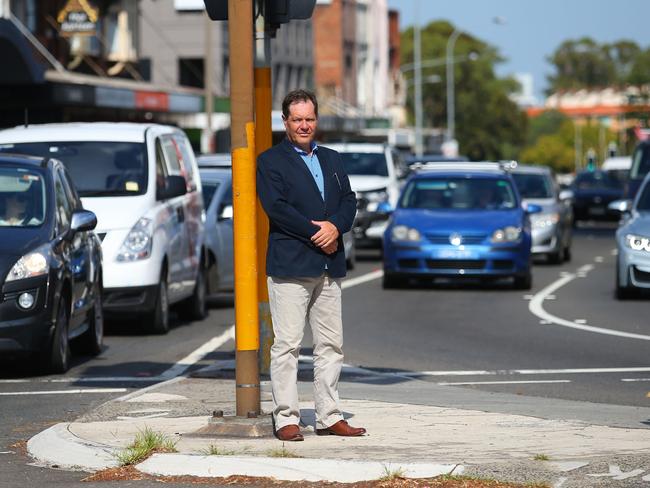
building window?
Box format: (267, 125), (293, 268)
(178, 58), (204, 88)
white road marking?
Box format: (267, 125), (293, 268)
(552, 476), (567, 488)
(587, 465), (645, 480)
(377, 366), (650, 377)
(436, 380), (570, 386)
(0, 377), (165, 384)
(595, 256), (604, 263)
(528, 265), (650, 341)
(0, 388), (126, 396)
(342, 269), (383, 289)
(158, 326), (236, 380)
(621, 378), (650, 382)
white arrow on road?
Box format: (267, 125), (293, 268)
(587, 465), (645, 481)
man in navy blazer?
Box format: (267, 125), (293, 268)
(257, 89), (365, 442)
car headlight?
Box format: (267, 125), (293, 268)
(391, 225), (421, 242)
(117, 218), (154, 262)
(530, 212), (560, 229)
(625, 234), (650, 252)
(6, 243), (50, 282)
(362, 189), (388, 212)
(491, 226), (522, 243)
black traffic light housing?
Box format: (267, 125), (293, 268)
(204, 0), (316, 24)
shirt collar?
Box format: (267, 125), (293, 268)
(290, 140), (318, 156)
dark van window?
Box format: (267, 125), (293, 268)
(630, 143), (650, 180)
(0, 142), (148, 197)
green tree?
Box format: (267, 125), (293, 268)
(628, 48), (650, 86)
(546, 38), (618, 92)
(401, 21), (526, 160)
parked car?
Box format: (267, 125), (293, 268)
(0, 122), (206, 334)
(0, 154), (103, 373)
(322, 143), (406, 248)
(511, 165), (573, 263)
(625, 140), (650, 200)
(382, 162), (540, 289)
(199, 166), (234, 294)
(570, 169), (624, 224)
(610, 172), (650, 299)
(405, 154), (469, 167)
(602, 156), (632, 183)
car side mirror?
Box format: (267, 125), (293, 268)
(525, 203), (542, 214)
(157, 175), (187, 200)
(558, 189), (574, 201)
(608, 199), (633, 214)
(377, 201), (393, 215)
(218, 204), (233, 220)
(70, 209), (97, 233)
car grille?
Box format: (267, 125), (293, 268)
(398, 259), (419, 268)
(632, 266), (650, 284)
(493, 260), (514, 269)
(425, 233), (487, 245)
(425, 259), (486, 270)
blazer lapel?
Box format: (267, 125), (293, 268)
(280, 139), (324, 201)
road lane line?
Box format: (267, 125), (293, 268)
(528, 265), (650, 341)
(436, 380), (571, 386)
(365, 366), (650, 378)
(158, 325), (236, 380)
(342, 269), (383, 289)
(0, 388), (126, 396)
(621, 378), (650, 382)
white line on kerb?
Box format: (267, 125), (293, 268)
(528, 264), (650, 341)
(0, 388), (127, 396)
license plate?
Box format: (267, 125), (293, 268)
(588, 206), (605, 215)
(438, 249), (474, 259)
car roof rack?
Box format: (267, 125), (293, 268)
(410, 160), (517, 173)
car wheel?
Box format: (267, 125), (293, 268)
(81, 280), (104, 355)
(547, 249), (563, 265)
(563, 246), (572, 262)
(513, 271), (532, 290)
(149, 274), (170, 334)
(382, 272), (404, 289)
(346, 255), (355, 270)
(181, 266), (208, 321)
(48, 296), (71, 373)
(615, 264), (635, 300)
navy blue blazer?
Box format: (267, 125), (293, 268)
(257, 139), (357, 278)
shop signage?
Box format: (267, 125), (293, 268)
(57, 0), (99, 37)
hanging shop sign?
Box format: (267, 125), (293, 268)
(57, 0), (99, 37)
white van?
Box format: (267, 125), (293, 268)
(0, 123), (207, 334)
(323, 142), (405, 248)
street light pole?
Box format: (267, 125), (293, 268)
(445, 28), (461, 143)
(413, 0), (423, 157)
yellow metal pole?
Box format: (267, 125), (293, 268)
(254, 2), (273, 376)
(228, 0), (260, 417)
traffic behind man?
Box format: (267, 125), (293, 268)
(256, 89), (365, 442)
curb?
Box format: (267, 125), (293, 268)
(27, 422), (465, 482)
(27, 423), (119, 471)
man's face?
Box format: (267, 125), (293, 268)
(283, 100), (317, 150)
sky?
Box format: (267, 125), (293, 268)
(386, 0), (649, 104)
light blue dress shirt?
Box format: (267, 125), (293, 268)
(293, 142), (324, 201)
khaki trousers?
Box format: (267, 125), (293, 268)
(267, 274), (344, 430)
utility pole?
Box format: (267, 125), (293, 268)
(228, 0), (260, 417)
(413, 0), (423, 157)
(203, 11), (214, 153)
(254, 0), (273, 375)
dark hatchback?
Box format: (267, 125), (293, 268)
(0, 154), (103, 373)
(570, 169), (625, 223)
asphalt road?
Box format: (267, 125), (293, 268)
(1, 223), (649, 486)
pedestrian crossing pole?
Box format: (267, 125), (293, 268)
(228, 0), (261, 417)
(254, 0), (273, 376)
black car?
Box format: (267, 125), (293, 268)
(0, 154), (103, 373)
(570, 169), (625, 223)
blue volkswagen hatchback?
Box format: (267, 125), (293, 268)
(382, 162), (539, 289)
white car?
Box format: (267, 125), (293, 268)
(322, 142), (405, 248)
(0, 122), (207, 334)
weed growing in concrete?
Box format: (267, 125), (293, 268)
(265, 444), (302, 458)
(199, 444), (237, 456)
(534, 453), (550, 461)
(115, 426), (178, 466)
(378, 464), (406, 481)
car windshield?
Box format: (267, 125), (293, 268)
(201, 181), (220, 208)
(512, 173), (554, 199)
(574, 171), (622, 190)
(400, 177), (517, 210)
(630, 144), (650, 180)
(0, 167), (46, 227)
(0, 142), (147, 197)
(339, 152), (388, 177)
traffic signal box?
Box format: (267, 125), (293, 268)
(204, 0), (316, 33)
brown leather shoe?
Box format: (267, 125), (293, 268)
(316, 420), (366, 437)
(275, 424), (304, 441)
